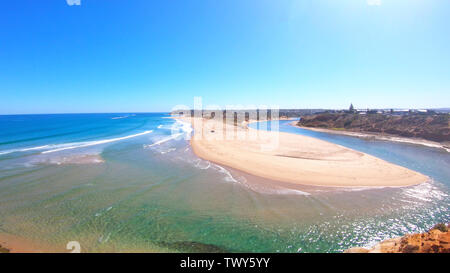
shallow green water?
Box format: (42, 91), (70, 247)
(0, 114), (448, 252)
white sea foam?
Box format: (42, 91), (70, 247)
(144, 121), (193, 149)
(160, 148), (177, 154)
(143, 119), (193, 149)
(1, 131), (153, 156)
(190, 158), (310, 195)
(271, 188), (311, 196)
(34, 154), (105, 165)
(95, 206), (113, 217)
(336, 186), (390, 192)
(143, 133), (183, 148)
(42, 130), (153, 154)
(172, 119), (193, 135)
(401, 182), (448, 202)
(189, 158), (237, 182)
(112, 114), (135, 120)
(194, 159), (211, 170)
(18, 145), (51, 152)
(0, 145), (51, 155)
(156, 124), (179, 130)
(0, 144), (85, 155)
(211, 164), (238, 182)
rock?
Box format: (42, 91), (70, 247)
(0, 244), (10, 253)
(345, 224), (450, 253)
(344, 247), (369, 253)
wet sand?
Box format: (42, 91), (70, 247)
(179, 116), (429, 187)
(0, 233), (60, 253)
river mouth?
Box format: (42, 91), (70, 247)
(0, 114), (449, 252)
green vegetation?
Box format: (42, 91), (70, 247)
(349, 103), (355, 113)
(298, 112), (450, 143)
(431, 223), (448, 232)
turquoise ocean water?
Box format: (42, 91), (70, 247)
(0, 114), (448, 252)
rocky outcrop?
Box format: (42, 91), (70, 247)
(0, 244), (10, 253)
(298, 113), (450, 143)
(345, 224), (450, 253)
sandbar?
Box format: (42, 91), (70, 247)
(178, 116), (428, 187)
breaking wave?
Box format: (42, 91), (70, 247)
(33, 154), (105, 165)
(270, 188), (311, 195)
(111, 114), (135, 120)
(212, 164), (238, 183)
(42, 130), (153, 154)
(143, 133), (183, 148)
(0, 130), (153, 156)
(144, 120), (193, 149)
(173, 120), (193, 135)
(401, 181), (448, 203)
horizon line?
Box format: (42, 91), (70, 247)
(1, 107), (449, 116)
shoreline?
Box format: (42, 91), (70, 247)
(291, 122), (450, 153)
(0, 233), (61, 253)
(176, 116), (429, 188)
(345, 224), (450, 253)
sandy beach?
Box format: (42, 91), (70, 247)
(178, 116), (429, 187)
(0, 233), (59, 253)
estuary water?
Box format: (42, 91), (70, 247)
(0, 114), (448, 252)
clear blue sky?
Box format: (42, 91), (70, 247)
(1, 0), (449, 114)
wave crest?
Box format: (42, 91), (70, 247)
(0, 130), (153, 156)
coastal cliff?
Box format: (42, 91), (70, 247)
(345, 224), (450, 253)
(298, 113), (450, 143)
